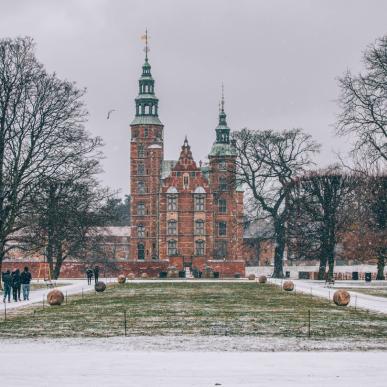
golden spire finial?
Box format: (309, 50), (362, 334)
(141, 29), (150, 60)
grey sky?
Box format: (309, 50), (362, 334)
(1, 0), (386, 196)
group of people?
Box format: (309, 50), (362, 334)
(86, 266), (100, 285)
(2, 266), (32, 303)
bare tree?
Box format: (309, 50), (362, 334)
(232, 128), (320, 278)
(288, 167), (356, 280)
(337, 35), (387, 166)
(0, 37), (102, 279)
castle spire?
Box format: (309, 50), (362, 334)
(215, 84), (230, 144)
(131, 30), (162, 126)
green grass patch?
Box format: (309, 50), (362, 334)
(0, 282), (386, 338)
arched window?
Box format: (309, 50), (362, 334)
(168, 240), (177, 256)
(138, 181), (146, 194)
(195, 220), (205, 235)
(137, 224), (145, 238)
(167, 220), (177, 235)
(137, 243), (145, 260)
(137, 203), (145, 216)
(195, 240), (205, 256)
(218, 198), (227, 213)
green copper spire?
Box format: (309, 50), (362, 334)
(215, 84), (230, 144)
(131, 29), (162, 126)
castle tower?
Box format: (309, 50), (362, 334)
(130, 32), (164, 261)
(208, 88), (244, 260)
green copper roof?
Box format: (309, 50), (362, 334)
(131, 116), (163, 126)
(208, 142), (237, 157)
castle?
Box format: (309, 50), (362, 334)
(129, 45), (245, 274)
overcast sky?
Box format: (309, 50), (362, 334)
(1, 0), (386, 196)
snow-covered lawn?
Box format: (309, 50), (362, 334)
(1, 339), (386, 386)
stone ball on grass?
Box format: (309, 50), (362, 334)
(95, 281), (106, 292)
(167, 266), (179, 278)
(333, 290), (351, 306)
(117, 275), (126, 284)
(248, 274), (256, 280)
(128, 272), (136, 280)
(141, 272), (148, 279)
(258, 275), (267, 284)
(283, 280), (294, 291)
(47, 289), (64, 306)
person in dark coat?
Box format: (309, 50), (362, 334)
(93, 266), (99, 284)
(11, 269), (21, 302)
(86, 268), (93, 285)
(2, 270), (12, 303)
(20, 266), (32, 300)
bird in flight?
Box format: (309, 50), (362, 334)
(107, 109), (116, 119)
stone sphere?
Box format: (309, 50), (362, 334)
(248, 274), (256, 280)
(258, 275), (267, 284)
(167, 266), (179, 278)
(128, 272), (136, 280)
(117, 275), (126, 284)
(333, 290), (351, 306)
(141, 272), (148, 279)
(95, 281), (106, 292)
(47, 289), (64, 306)
(283, 280), (294, 291)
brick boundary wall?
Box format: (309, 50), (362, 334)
(2, 259), (246, 279)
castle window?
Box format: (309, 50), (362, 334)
(218, 221), (227, 237)
(167, 195), (177, 211)
(219, 161), (227, 171)
(137, 203), (145, 216)
(138, 144), (144, 158)
(219, 176), (227, 191)
(137, 162), (145, 175)
(183, 175), (189, 188)
(133, 129), (138, 138)
(168, 240), (177, 256)
(218, 198), (227, 214)
(194, 195), (205, 211)
(214, 240), (227, 258)
(195, 220), (205, 235)
(137, 224), (145, 238)
(137, 243), (145, 260)
(144, 128), (148, 137)
(138, 181), (146, 194)
(167, 220), (177, 235)
(195, 240), (205, 256)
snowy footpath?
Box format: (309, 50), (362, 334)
(2, 279), (95, 311)
(0, 340), (386, 387)
(270, 278), (387, 314)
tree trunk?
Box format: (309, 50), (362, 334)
(376, 247), (386, 280)
(317, 255), (327, 280)
(0, 244), (5, 290)
(272, 221), (285, 278)
(53, 241), (63, 279)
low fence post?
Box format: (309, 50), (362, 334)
(42, 295), (45, 309)
(308, 309), (311, 338)
(65, 291), (68, 305)
(124, 310), (127, 336)
(4, 301), (6, 321)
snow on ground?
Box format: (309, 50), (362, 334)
(1, 279), (96, 311)
(270, 279), (387, 314)
(0, 340), (386, 387)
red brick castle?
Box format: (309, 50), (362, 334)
(129, 43), (245, 275)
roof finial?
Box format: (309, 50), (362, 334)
(141, 29), (150, 61)
(221, 82), (225, 113)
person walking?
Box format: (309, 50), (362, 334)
(86, 268), (93, 285)
(11, 269), (21, 302)
(93, 266), (99, 284)
(20, 266), (32, 301)
(2, 270), (12, 303)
